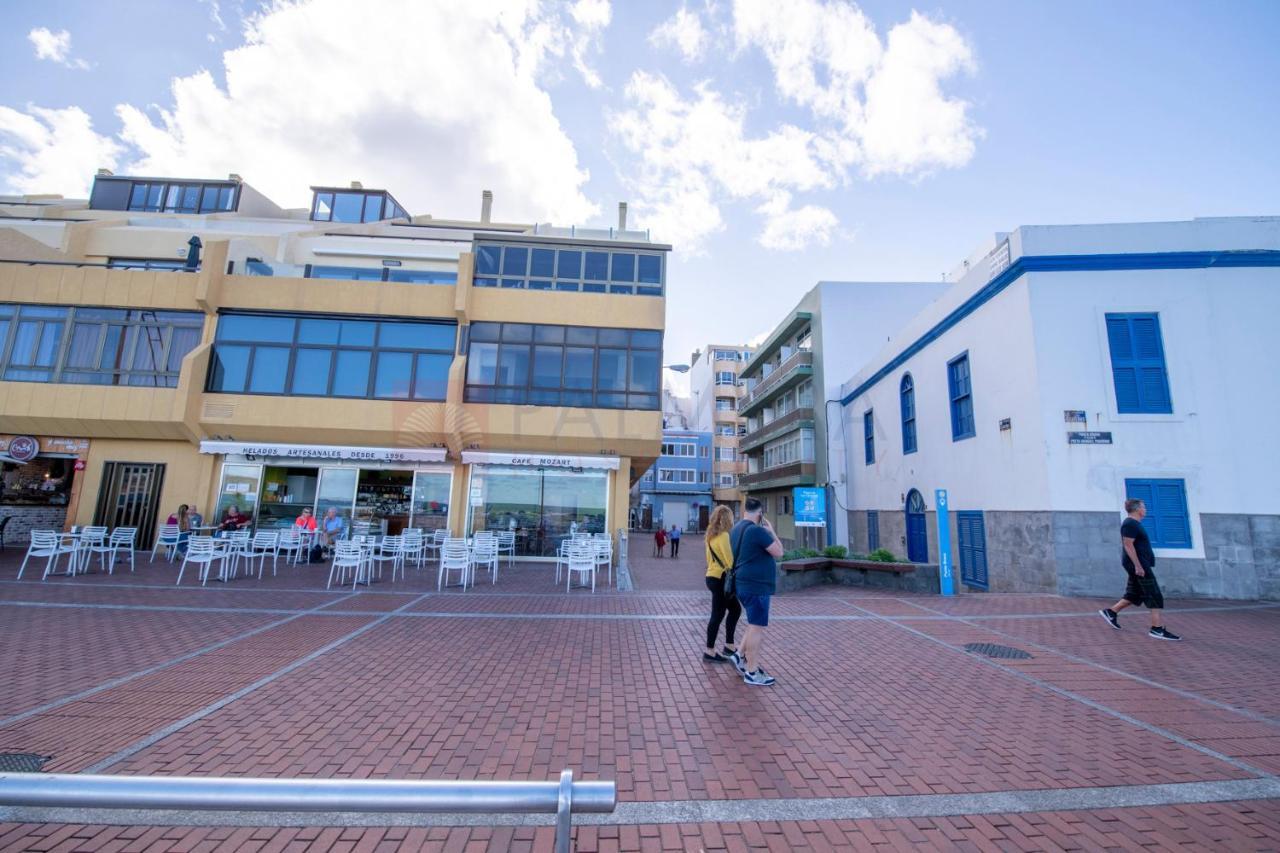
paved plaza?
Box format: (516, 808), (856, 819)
(0, 536), (1278, 851)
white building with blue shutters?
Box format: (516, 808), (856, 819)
(837, 216), (1280, 601)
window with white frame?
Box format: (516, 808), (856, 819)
(715, 371), (736, 385)
(716, 424), (736, 436)
(715, 397), (734, 410)
(698, 471), (709, 484)
(797, 379), (813, 408)
(658, 468), (696, 483)
(762, 428), (814, 469)
(661, 441), (696, 457)
(717, 474), (735, 487)
(715, 447), (736, 461)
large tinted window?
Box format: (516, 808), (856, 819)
(115, 180), (238, 213)
(0, 302), (203, 387)
(464, 321), (661, 410)
(207, 312), (455, 401)
(472, 242), (665, 295)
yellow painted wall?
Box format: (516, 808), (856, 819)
(73, 439), (216, 531)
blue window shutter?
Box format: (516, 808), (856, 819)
(1106, 313), (1171, 414)
(1124, 478), (1191, 549)
(864, 410), (874, 465)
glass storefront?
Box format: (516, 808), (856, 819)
(466, 464), (608, 558)
(213, 461), (451, 534)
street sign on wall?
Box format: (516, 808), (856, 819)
(793, 487), (826, 527)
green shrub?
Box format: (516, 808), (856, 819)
(822, 545), (848, 559)
(781, 548), (823, 561)
(799, 547), (821, 558)
(868, 548), (899, 563)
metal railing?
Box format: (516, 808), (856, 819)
(738, 349), (812, 412)
(0, 770), (615, 853)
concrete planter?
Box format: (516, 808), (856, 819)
(778, 557), (941, 594)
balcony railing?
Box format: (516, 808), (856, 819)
(1, 259), (195, 272)
(738, 350), (812, 413)
(739, 462), (816, 489)
(739, 407), (815, 452)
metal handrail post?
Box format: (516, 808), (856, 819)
(555, 769), (573, 853)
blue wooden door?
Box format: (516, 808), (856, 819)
(957, 510), (988, 589)
(905, 489), (928, 563)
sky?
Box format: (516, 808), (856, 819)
(2, 0), (1278, 395)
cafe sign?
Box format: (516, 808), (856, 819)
(199, 440), (447, 464)
(462, 450), (620, 470)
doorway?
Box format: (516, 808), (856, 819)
(94, 462), (167, 548)
(905, 488), (928, 563)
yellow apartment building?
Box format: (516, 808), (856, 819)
(0, 173), (667, 557)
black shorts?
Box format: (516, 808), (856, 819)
(1123, 571), (1164, 609)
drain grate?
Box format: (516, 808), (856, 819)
(964, 642), (1032, 660)
(0, 753), (50, 773)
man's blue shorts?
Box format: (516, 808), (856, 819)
(737, 592), (771, 627)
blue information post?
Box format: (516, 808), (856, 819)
(935, 488), (954, 596)
(793, 487), (826, 527)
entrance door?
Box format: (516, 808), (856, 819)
(698, 504), (709, 533)
(94, 462), (167, 548)
(905, 488), (928, 563)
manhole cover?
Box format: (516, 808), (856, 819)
(0, 753), (50, 772)
(964, 642), (1032, 660)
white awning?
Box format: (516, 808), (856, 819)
(199, 440), (446, 464)
(462, 450), (619, 470)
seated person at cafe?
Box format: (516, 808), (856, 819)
(189, 504), (204, 529)
(166, 504), (191, 553)
(295, 506), (317, 531)
(218, 504), (251, 534)
(318, 507), (346, 548)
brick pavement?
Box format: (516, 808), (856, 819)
(0, 539), (1277, 850)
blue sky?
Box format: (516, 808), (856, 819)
(2, 0), (1278, 380)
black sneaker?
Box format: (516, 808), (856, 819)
(1149, 627), (1182, 641)
(1099, 608), (1121, 630)
(743, 669), (776, 687)
(703, 652), (730, 663)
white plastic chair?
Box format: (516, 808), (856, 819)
(555, 539), (573, 584)
(246, 531), (280, 578)
(352, 520), (372, 539)
(327, 540), (363, 589)
(470, 537), (500, 585)
(438, 539), (470, 590)
(151, 524), (182, 563)
(369, 535), (404, 582)
(107, 527), (138, 573)
(400, 531), (425, 570)
(565, 545), (597, 593)
(177, 536), (225, 586)
(276, 528), (305, 566)
(496, 530), (516, 567)
(593, 536), (613, 587)
(425, 528), (447, 565)
(19, 530), (76, 580)
(75, 526), (110, 575)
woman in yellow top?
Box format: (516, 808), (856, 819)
(703, 505), (743, 666)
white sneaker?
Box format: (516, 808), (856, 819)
(743, 669), (776, 687)
(729, 651), (747, 676)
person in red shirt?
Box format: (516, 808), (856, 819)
(654, 526), (667, 557)
(295, 506), (317, 531)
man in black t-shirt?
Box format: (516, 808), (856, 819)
(1099, 498), (1181, 640)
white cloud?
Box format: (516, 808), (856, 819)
(3, 0), (603, 224)
(0, 106), (122, 196)
(755, 192), (837, 251)
(649, 5), (709, 62)
(27, 27), (89, 70)
(614, 0), (979, 253)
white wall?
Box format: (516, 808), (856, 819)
(841, 279), (1050, 515)
(815, 281), (950, 536)
(1030, 265), (1280, 529)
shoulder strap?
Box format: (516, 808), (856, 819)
(730, 523), (750, 571)
(708, 537), (728, 571)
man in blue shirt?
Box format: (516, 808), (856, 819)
(730, 498), (784, 686)
(669, 524), (682, 558)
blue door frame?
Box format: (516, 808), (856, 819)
(905, 489), (928, 563)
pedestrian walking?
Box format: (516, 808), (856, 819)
(1099, 498), (1182, 640)
(670, 524), (682, 558)
(730, 498), (784, 686)
(653, 526), (667, 557)
(702, 506), (741, 665)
